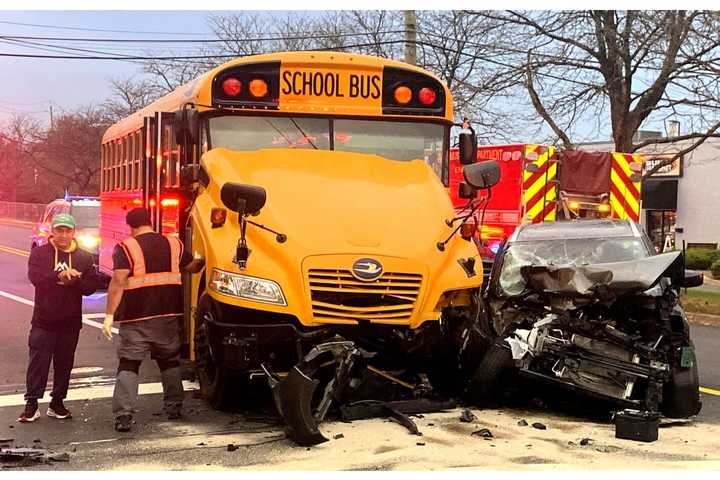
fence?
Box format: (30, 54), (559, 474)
(0, 201), (45, 223)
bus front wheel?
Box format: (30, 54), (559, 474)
(194, 293), (237, 411)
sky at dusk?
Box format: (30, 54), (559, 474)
(0, 10), (233, 125)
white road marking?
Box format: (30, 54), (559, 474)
(0, 380), (199, 408)
(0, 289), (118, 334)
(0, 289), (34, 307)
(69, 438), (119, 446)
(71, 366), (104, 374)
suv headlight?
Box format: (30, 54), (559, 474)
(77, 234), (100, 251)
(209, 268), (286, 306)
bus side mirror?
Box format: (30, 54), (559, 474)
(464, 160), (500, 189)
(458, 132), (477, 165)
(458, 182), (477, 199)
(174, 107), (199, 145)
(180, 165), (200, 187)
(220, 182), (266, 216)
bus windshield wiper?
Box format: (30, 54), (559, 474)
(290, 118), (318, 150)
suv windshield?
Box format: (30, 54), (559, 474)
(59, 204), (99, 229)
(208, 116), (446, 178)
(498, 237), (648, 296)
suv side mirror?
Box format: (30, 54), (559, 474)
(464, 160), (501, 189)
(683, 270), (704, 288)
(174, 107), (199, 145)
(458, 132), (477, 165)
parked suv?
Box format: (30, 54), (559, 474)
(32, 196), (101, 263)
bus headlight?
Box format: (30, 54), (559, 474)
(210, 268), (286, 306)
(77, 235), (100, 250)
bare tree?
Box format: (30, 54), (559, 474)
(468, 10), (720, 175)
(36, 107), (108, 195)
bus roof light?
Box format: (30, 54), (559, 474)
(222, 77), (242, 97)
(249, 78), (268, 98)
(418, 87), (437, 105)
(394, 86), (412, 105)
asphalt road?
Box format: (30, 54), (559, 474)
(0, 221), (719, 470)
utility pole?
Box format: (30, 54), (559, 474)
(49, 101), (54, 129)
(404, 10), (417, 66)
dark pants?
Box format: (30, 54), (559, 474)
(25, 326), (80, 404)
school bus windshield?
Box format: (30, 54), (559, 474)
(208, 116), (446, 175)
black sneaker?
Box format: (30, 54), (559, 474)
(18, 401), (40, 423)
(115, 414), (132, 432)
(47, 400), (72, 419)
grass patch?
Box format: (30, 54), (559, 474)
(681, 289), (720, 316)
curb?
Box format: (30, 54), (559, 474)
(687, 312), (720, 327)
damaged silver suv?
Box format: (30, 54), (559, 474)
(471, 219), (703, 418)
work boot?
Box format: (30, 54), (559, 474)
(18, 401), (40, 423)
(115, 414), (132, 432)
(47, 400), (72, 419)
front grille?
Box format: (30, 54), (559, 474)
(307, 269), (422, 323)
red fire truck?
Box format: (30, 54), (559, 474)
(449, 144), (644, 259)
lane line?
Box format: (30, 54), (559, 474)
(0, 289), (118, 334)
(0, 244), (30, 257)
(0, 380), (199, 408)
(700, 386), (720, 397)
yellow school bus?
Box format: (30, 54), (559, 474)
(100, 51), (497, 443)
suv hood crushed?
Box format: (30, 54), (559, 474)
(519, 251), (683, 299)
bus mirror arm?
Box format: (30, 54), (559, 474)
(246, 219), (287, 244)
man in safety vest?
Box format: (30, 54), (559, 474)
(102, 208), (204, 432)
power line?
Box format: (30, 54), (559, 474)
(0, 30), (406, 44)
(0, 20), (212, 36)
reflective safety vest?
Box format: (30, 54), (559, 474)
(120, 235), (182, 289)
(116, 234), (184, 323)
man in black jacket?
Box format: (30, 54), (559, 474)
(19, 213), (98, 422)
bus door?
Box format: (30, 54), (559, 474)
(144, 111), (179, 234)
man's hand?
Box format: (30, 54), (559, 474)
(103, 314), (114, 341)
(58, 268), (82, 285)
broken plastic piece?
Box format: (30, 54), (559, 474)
(531, 422), (547, 430)
(517, 419), (528, 426)
(471, 428), (493, 438)
(385, 405), (422, 436)
(459, 408), (476, 423)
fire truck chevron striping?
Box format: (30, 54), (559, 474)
(609, 153), (643, 222)
(522, 144), (558, 223)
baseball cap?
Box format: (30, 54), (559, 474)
(52, 213), (76, 229)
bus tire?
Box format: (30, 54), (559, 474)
(194, 293), (236, 411)
(466, 339), (514, 407)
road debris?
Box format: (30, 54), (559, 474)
(227, 444), (239, 452)
(333, 434), (344, 440)
(416, 442), (425, 446)
(471, 428), (493, 439)
(532, 422), (547, 430)
(517, 419), (528, 426)
(0, 439), (13, 443)
(48, 453), (70, 462)
(459, 408), (476, 423)
(580, 437), (593, 446)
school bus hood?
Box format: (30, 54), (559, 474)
(202, 148), (457, 255)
